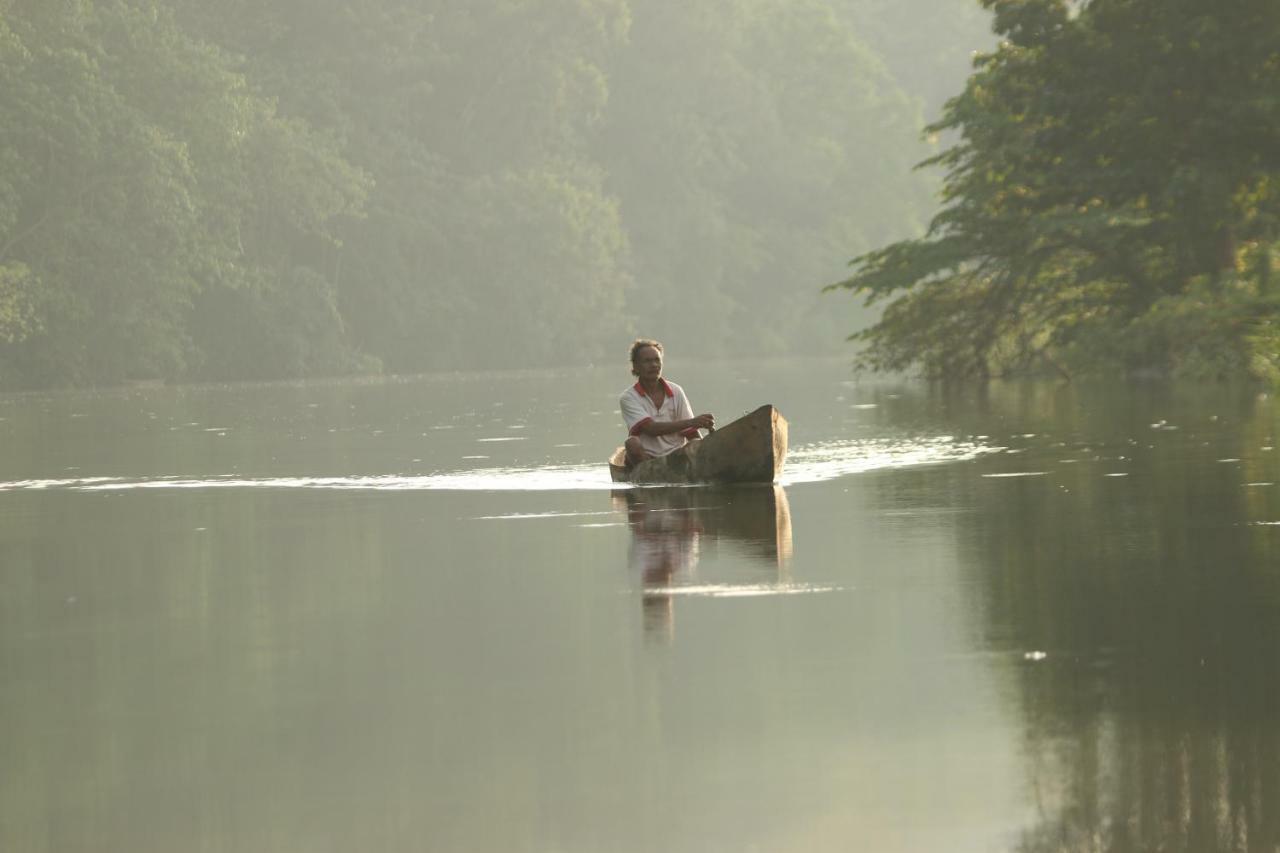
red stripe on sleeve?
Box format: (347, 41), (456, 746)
(629, 417), (653, 437)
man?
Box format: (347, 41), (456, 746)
(620, 339), (715, 467)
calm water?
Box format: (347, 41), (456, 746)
(3, 360), (1280, 852)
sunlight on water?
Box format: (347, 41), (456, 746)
(0, 436), (995, 493)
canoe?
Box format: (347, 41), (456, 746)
(609, 404), (788, 485)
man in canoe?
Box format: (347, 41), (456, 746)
(620, 339), (715, 467)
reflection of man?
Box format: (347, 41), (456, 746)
(616, 489), (701, 643)
(620, 339), (715, 468)
(624, 491), (701, 587)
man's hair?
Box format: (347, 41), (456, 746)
(629, 338), (663, 366)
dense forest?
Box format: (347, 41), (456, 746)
(833, 0), (1280, 381)
(0, 0), (989, 387)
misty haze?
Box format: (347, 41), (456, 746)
(4, 2), (1280, 852)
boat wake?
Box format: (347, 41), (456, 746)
(779, 436), (996, 485)
(0, 466), (612, 493)
(0, 436), (995, 493)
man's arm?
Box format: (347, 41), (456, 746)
(633, 414), (714, 436)
(671, 386), (712, 439)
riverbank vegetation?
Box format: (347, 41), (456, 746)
(0, 0), (988, 388)
(832, 0), (1280, 381)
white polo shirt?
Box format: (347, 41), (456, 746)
(619, 379), (700, 458)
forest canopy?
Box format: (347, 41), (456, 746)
(831, 0), (1280, 381)
(0, 0), (989, 387)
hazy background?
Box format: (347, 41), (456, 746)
(0, 0), (993, 387)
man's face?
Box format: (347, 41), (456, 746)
(633, 346), (663, 382)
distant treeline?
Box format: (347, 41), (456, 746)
(0, 0), (988, 387)
(833, 0), (1280, 381)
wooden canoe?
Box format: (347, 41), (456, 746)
(609, 404), (788, 485)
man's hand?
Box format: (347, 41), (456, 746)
(636, 413), (716, 437)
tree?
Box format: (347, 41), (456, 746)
(1, 0), (970, 386)
(831, 0), (995, 118)
(175, 0), (634, 371)
(0, 0), (368, 385)
(600, 0), (931, 358)
(830, 0), (1280, 380)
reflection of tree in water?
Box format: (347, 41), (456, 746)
(950, 386), (1280, 852)
(614, 486), (792, 643)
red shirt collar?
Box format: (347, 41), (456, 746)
(633, 379), (674, 398)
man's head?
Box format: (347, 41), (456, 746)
(629, 338), (664, 380)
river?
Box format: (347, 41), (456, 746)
(2, 358), (1278, 852)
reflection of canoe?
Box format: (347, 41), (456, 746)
(614, 484), (793, 642)
(609, 404), (788, 485)
(614, 485), (793, 567)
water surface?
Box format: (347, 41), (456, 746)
(3, 362), (1279, 852)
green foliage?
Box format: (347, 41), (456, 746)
(0, 262), (40, 344)
(0, 0), (369, 386)
(599, 0), (934, 357)
(173, 0), (633, 372)
(831, 0), (1280, 381)
(0, 0), (981, 386)
(831, 0), (994, 116)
